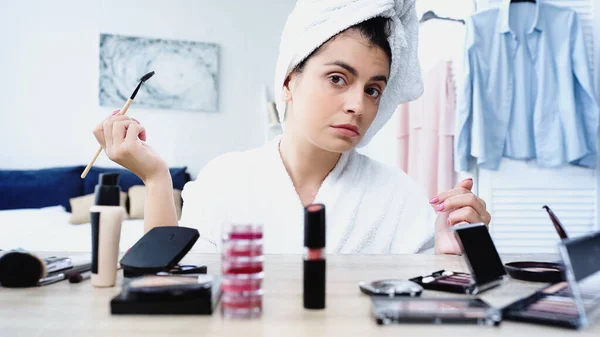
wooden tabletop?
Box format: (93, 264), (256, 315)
(1, 253), (598, 336)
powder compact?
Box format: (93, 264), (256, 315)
(502, 231), (600, 329)
(110, 274), (221, 315)
(410, 223), (507, 295)
(504, 261), (564, 283)
(501, 205), (566, 283)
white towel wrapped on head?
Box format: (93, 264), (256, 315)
(274, 0), (423, 147)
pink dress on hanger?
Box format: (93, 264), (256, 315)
(397, 60), (456, 199)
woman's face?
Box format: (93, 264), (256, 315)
(283, 29), (390, 153)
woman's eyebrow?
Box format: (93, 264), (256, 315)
(325, 61), (358, 76)
(370, 75), (388, 84)
(324, 61), (388, 84)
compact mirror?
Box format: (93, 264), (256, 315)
(359, 279), (423, 297)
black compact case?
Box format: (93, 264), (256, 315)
(120, 226), (200, 278)
(410, 223), (507, 295)
(111, 274), (221, 315)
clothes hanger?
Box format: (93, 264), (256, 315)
(419, 10), (465, 25)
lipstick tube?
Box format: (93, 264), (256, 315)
(303, 203), (326, 310)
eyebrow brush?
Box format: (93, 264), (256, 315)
(542, 205), (569, 240)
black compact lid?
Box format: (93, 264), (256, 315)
(304, 203), (326, 248)
(120, 226), (200, 277)
(453, 223), (506, 285)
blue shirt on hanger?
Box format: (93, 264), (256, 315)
(455, 1), (599, 171)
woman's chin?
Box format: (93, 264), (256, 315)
(318, 135), (359, 153)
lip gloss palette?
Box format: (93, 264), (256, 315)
(221, 224), (264, 319)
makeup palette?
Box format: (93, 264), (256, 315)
(502, 282), (581, 328)
(503, 231), (600, 329)
(110, 274), (221, 315)
(371, 297), (501, 326)
(411, 223), (507, 295)
(221, 224), (264, 319)
(410, 270), (476, 294)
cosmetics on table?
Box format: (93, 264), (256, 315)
(0, 252), (73, 288)
(359, 279), (423, 297)
(304, 203), (326, 310)
(503, 205), (567, 283)
(221, 224), (264, 319)
(370, 297), (501, 326)
(90, 173), (125, 287)
(503, 231), (600, 329)
(38, 263), (92, 286)
(119, 226), (200, 278)
(410, 223), (507, 295)
(504, 261), (564, 283)
(69, 271), (92, 284)
(111, 274), (220, 315)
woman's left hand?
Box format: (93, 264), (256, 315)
(430, 178), (491, 254)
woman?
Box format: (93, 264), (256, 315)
(93, 0), (490, 254)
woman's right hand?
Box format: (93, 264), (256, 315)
(93, 110), (168, 183)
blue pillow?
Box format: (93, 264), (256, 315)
(168, 167), (190, 191)
(82, 166), (190, 195)
(0, 166), (84, 211)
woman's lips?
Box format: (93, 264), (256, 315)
(331, 124), (359, 138)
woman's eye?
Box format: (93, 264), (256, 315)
(366, 88), (381, 98)
(329, 75), (346, 86)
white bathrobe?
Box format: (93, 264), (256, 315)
(180, 136), (436, 254)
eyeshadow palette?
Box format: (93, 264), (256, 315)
(502, 282), (581, 328)
(503, 231), (600, 330)
(371, 297), (501, 326)
(410, 223), (507, 295)
(410, 270), (476, 294)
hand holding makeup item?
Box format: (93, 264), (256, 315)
(92, 112), (168, 184)
(430, 178), (491, 255)
(83, 71), (155, 179)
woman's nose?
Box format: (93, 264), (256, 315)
(343, 87), (366, 116)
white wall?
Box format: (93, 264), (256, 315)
(0, 0), (296, 177)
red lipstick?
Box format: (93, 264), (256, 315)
(304, 203), (326, 310)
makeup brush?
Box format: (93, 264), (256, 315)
(542, 205), (569, 240)
(81, 71), (155, 179)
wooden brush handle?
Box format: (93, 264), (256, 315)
(80, 99), (133, 179)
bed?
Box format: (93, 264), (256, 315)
(0, 206), (145, 253)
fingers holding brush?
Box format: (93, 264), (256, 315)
(112, 119), (145, 147)
(92, 113), (167, 182)
(106, 119), (143, 160)
(93, 115), (138, 149)
(125, 122), (146, 143)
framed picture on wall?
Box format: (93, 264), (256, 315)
(99, 33), (219, 112)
